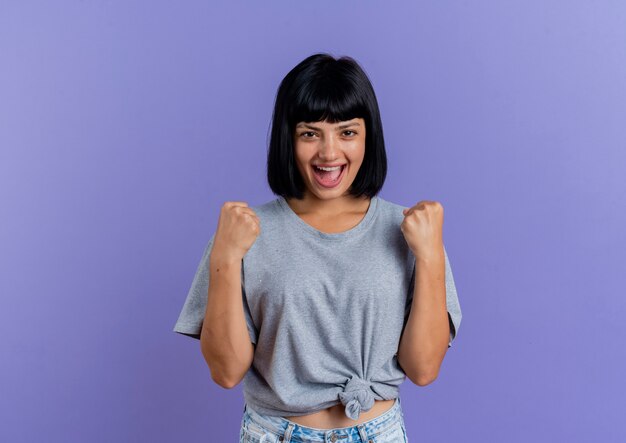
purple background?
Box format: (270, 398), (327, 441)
(2, 1), (625, 442)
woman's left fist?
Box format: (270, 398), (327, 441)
(400, 200), (444, 260)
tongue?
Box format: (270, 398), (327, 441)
(317, 167), (342, 181)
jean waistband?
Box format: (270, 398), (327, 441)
(243, 397), (403, 442)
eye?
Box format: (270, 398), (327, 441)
(343, 130), (357, 136)
(300, 131), (316, 138)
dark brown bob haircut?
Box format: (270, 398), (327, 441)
(267, 53), (387, 199)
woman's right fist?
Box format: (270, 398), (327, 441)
(211, 201), (261, 264)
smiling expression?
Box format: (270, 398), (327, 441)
(293, 117), (366, 199)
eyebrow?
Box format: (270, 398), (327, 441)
(296, 121), (361, 130)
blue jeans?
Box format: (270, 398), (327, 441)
(239, 397), (408, 442)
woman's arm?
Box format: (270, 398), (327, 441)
(200, 252), (255, 389)
(397, 250), (449, 386)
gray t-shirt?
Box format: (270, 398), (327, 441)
(173, 195), (462, 420)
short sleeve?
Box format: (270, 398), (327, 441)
(443, 245), (462, 347)
(172, 233), (258, 344)
(404, 244), (462, 348)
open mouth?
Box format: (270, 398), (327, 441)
(311, 164), (346, 188)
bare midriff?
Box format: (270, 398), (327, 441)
(283, 399), (396, 430)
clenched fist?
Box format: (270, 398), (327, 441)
(400, 200), (444, 261)
(211, 201), (261, 264)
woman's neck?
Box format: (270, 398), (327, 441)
(285, 193), (370, 218)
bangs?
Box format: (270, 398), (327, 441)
(290, 73), (367, 125)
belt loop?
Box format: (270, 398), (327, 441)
(357, 423), (369, 443)
(281, 422), (295, 443)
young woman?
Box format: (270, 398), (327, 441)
(174, 53), (462, 443)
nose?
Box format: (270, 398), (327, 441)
(318, 134), (340, 161)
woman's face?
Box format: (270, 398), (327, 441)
(293, 117), (366, 200)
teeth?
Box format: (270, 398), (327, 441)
(314, 165), (343, 171)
